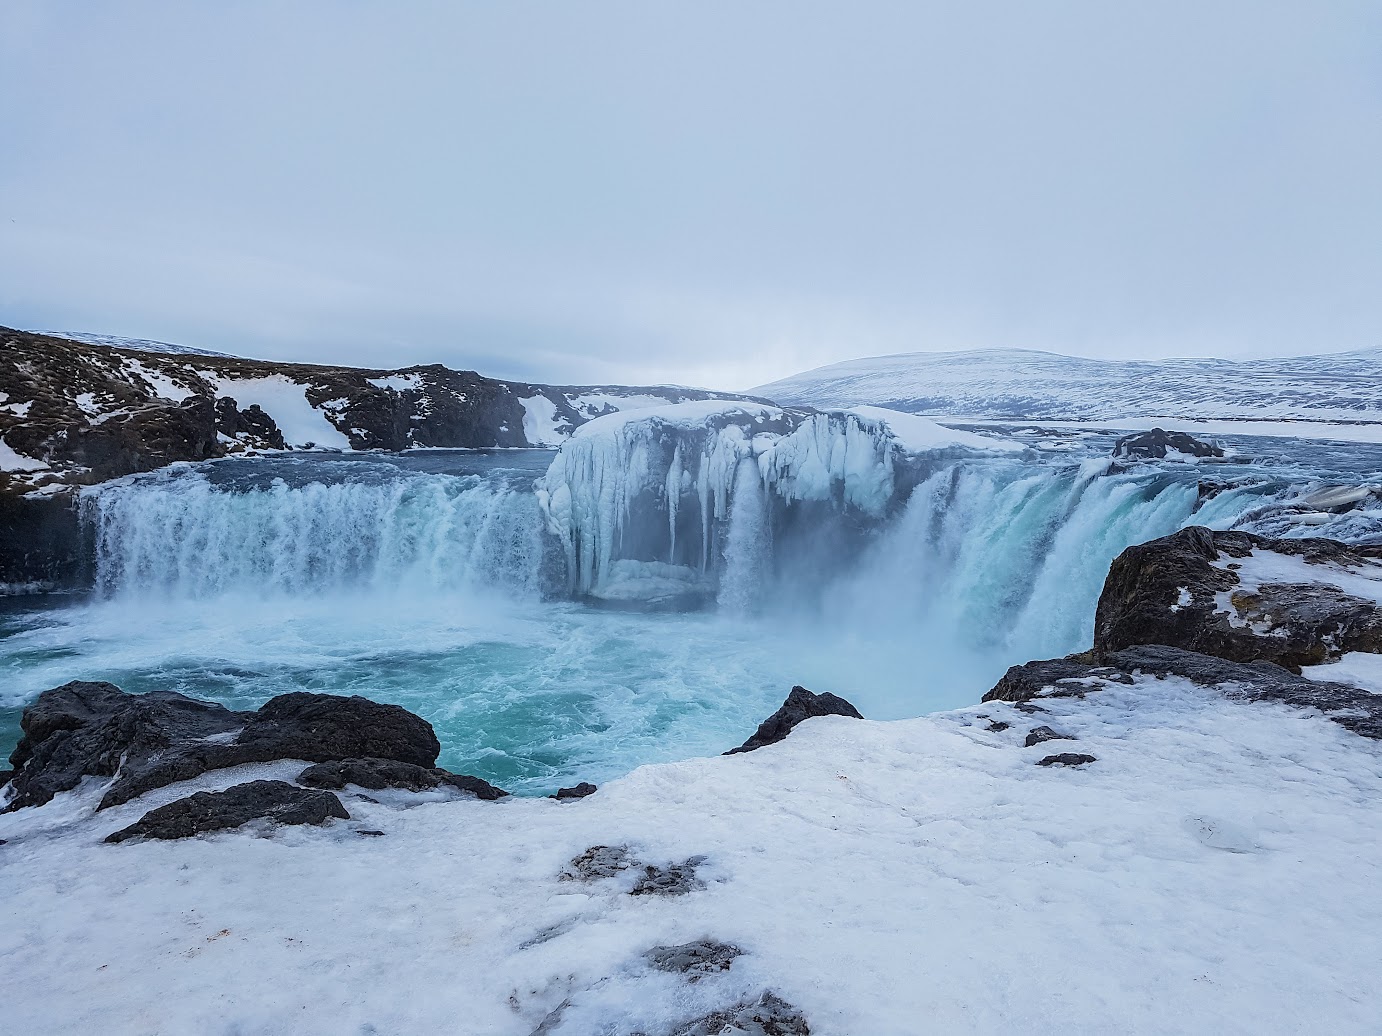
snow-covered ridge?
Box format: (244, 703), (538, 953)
(32, 330), (237, 358)
(0, 328), (760, 494)
(754, 346), (1382, 427)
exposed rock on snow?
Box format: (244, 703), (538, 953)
(725, 686), (863, 755)
(1023, 725), (1074, 747)
(668, 991), (811, 1036)
(296, 758), (508, 800)
(646, 940), (743, 980)
(985, 644), (1382, 740)
(561, 844), (708, 897)
(3, 682), (444, 813)
(1037, 753), (1097, 767)
(105, 780), (349, 843)
(1112, 427), (1224, 460)
(1095, 527), (1382, 670)
(563, 844), (636, 882)
(630, 855), (708, 897)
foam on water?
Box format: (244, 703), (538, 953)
(3, 433), (1381, 793)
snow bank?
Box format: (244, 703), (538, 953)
(208, 376), (351, 450)
(0, 435), (48, 472)
(2, 677), (1380, 1034)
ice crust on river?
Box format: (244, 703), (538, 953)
(537, 401), (1018, 602)
(2, 675), (1380, 1034)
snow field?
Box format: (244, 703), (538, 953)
(2, 676), (1380, 1034)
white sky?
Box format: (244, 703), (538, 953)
(2, 1), (1379, 389)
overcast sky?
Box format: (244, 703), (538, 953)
(2, 1), (1379, 389)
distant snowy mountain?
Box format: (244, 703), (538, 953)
(754, 348), (1382, 424)
(33, 330), (237, 358)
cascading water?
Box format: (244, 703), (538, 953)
(84, 465), (551, 599)
(3, 412), (1380, 794)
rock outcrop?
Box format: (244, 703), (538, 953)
(984, 644), (1382, 740)
(105, 780), (349, 843)
(3, 682), (444, 812)
(1094, 527), (1382, 670)
(296, 757), (507, 799)
(1111, 428), (1224, 460)
(726, 686), (863, 755)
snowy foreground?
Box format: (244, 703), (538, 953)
(3, 677), (1380, 1034)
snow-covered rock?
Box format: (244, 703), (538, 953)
(1095, 527), (1382, 670)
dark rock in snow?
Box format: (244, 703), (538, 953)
(630, 856), (707, 897)
(647, 939), (743, 980)
(214, 396), (286, 450)
(671, 991), (811, 1036)
(105, 780), (349, 842)
(987, 656), (1134, 703)
(4, 681), (246, 812)
(1024, 725), (1073, 747)
(564, 845), (636, 882)
(4, 682), (444, 813)
(986, 721), (1010, 732)
(986, 644), (1382, 741)
(1038, 753), (1097, 767)
(296, 757), (507, 799)
(1095, 527), (1382, 671)
(727, 686), (863, 755)
(550, 782), (598, 801)
(1112, 428), (1224, 460)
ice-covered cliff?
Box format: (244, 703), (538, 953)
(537, 401), (1018, 607)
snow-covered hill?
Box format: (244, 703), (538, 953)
(754, 347), (1382, 425)
(0, 328), (762, 497)
(32, 330), (237, 358)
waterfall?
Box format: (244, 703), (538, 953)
(83, 468), (551, 599)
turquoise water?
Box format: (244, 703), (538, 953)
(3, 437), (1380, 793)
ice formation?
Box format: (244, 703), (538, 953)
(536, 401), (1016, 605)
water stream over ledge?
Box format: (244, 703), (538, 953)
(3, 432), (1381, 793)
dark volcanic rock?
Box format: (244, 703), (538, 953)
(296, 757), (507, 799)
(986, 655), (1134, 703)
(214, 397), (286, 450)
(985, 644), (1382, 740)
(1038, 753), (1097, 767)
(564, 845), (636, 882)
(671, 991), (810, 1036)
(0, 493), (84, 589)
(4, 682), (444, 813)
(1024, 725), (1073, 747)
(105, 780), (348, 843)
(647, 939), (743, 980)
(727, 686), (863, 755)
(4, 681), (246, 812)
(630, 856), (707, 897)
(550, 782), (598, 801)
(1094, 527), (1382, 670)
(1112, 428), (1224, 460)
